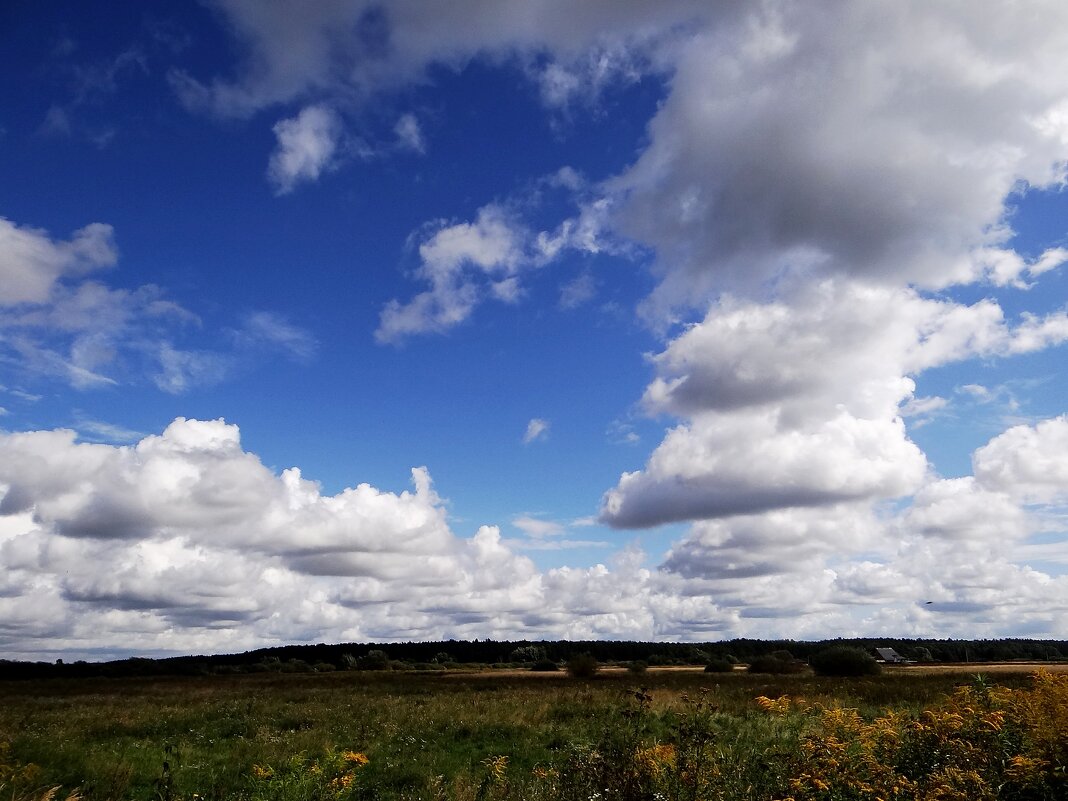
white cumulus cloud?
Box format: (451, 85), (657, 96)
(603, 278), (1068, 529)
(267, 104), (342, 194)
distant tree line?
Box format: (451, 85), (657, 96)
(0, 637), (1063, 681)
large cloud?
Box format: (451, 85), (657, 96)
(2, 417), (1068, 657)
(170, 1), (716, 118)
(0, 418), (545, 656)
(602, 279), (1068, 528)
(973, 416), (1068, 502)
(651, 415), (1068, 637)
(611, 1), (1068, 316)
(0, 418), (697, 655)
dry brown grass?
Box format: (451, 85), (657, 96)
(886, 661), (1068, 674)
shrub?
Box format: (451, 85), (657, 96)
(628, 660), (648, 675)
(356, 649), (391, 670)
(704, 658), (735, 673)
(566, 653), (600, 678)
(530, 659), (560, 672)
(747, 654), (806, 674)
(810, 646), (882, 677)
(253, 656), (282, 672)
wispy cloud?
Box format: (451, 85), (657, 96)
(394, 113), (425, 153)
(0, 216), (317, 395)
(73, 416), (145, 443)
(512, 515), (564, 537)
(523, 418), (550, 444)
(233, 311), (318, 361)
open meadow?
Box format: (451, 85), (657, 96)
(2, 665), (1065, 801)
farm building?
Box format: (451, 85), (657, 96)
(874, 647), (912, 663)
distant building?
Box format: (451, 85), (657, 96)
(875, 647), (912, 664)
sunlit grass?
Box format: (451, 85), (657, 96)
(0, 668), (1057, 800)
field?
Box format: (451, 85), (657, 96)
(2, 665), (1065, 800)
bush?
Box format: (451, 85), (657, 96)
(356, 649), (391, 670)
(628, 660), (648, 675)
(566, 653), (600, 678)
(747, 654), (806, 674)
(530, 659), (560, 672)
(810, 646), (882, 677)
(704, 658), (735, 673)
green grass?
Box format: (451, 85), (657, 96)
(0, 667), (1040, 801)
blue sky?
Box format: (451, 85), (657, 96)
(2, 1), (1068, 659)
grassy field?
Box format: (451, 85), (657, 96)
(1, 665), (1064, 800)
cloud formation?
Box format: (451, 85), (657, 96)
(0, 218), (117, 306)
(0, 418), (540, 655)
(168, 1), (713, 119)
(377, 204), (542, 343)
(2, 416), (1067, 658)
(0, 216), (316, 393)
(268, 104), (342, 194)
(610, 2), (1068, 317)
(7, 1), (1068, 656)
(602, 280), (1068, 528)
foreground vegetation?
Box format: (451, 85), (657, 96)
(1, 667), (1065, 800)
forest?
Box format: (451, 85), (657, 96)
(2, 636), (1064, 680)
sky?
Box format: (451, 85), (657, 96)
(1, 1), (1068, 661)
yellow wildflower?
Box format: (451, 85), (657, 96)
(634, 743), (676, 776)
(342, 751), (370, 766)
(482, 755), (508, 783)
(330, 773), (354, 790)
(755, 695), (793, 714)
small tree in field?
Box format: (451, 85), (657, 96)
(356, 649), (391, 671)
(566, 652), (599, 678)
(810, 646), (882, 676)
(747, 653), (806, 674)
(509, 645), (546, 663)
